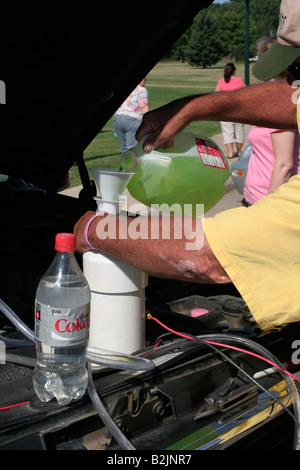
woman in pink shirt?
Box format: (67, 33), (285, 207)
(243, 127), (300, 205)
(243, 34), (300, 205)
(215, 63), (246, 158)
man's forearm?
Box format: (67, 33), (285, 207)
(74, 212), (230, 284)
(136, 82), (297, 152)
(187, 83), (297, 128)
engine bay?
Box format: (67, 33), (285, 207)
(0, 186), (300, 451)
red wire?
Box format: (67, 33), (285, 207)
(0, 316), (298, 413)
(147, 313), (300, 384)
(0, 401), (30, 412)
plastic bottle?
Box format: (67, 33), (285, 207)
(33, 233), (91, 405)
(119, 132), (229, 215)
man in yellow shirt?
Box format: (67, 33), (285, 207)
(74, 0), (300, 330)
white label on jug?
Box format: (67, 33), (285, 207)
(35, 301), (89, 347)
(195, 137), (226, 169)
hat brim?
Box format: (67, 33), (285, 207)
(252, 41), (300, 81)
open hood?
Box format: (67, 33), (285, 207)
(0, 0), (213, 191)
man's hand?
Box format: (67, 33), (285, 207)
(136, 96), (195, 151)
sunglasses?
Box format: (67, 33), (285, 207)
(288, 62), (300, 81)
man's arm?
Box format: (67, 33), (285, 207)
(136, 82), (297, 152)
(74, 211), (231, 284)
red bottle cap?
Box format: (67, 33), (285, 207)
(55, 233), (76, 251)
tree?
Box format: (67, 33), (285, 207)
(165, 0), (282, 64)
(211, 0), (281, 60)
(185, 9), (225, 68)
(163, 30), (192, 61)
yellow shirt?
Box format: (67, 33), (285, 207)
(204, 102), (300, 330)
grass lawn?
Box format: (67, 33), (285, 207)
(70, 61), (258, 187)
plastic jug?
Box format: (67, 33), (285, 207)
(119, 132), (229, 215)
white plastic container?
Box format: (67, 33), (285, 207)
(83, 251), (148, 354)
(120, 131), (229, 214)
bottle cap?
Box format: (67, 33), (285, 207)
(55, 233), (76, 251)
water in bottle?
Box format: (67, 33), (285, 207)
(119, 132), (229, 215)
(33, 233), (91, 405)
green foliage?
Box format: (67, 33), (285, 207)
(185, 10), (225, 67)
(165, 0), (281, 63)
(164, 31), (192, 61)
(212, 2), (247, 60)
(214, 0), (282, 60)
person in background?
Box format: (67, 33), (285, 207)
(215, 63), (246, 158)
(114, 78), (149, 152)
(243, 34), (300, 206)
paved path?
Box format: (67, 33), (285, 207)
(61, 125), (252, 217)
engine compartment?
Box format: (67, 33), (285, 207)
(0, 183), (300, 451)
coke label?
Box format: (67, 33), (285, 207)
(35, 301), (89, 347)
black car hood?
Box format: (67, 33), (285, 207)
(0, 0), (213, 191)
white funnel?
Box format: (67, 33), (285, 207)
(91, 169), (134, 201)
(93, 196), (127, 215)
